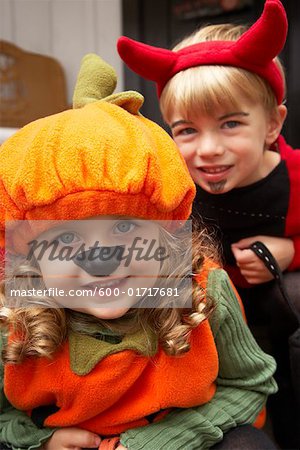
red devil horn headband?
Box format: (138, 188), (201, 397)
(118, 0), (287, 104)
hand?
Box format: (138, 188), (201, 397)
(231, 235), (295, 284)
(41, 427), (101, 450)
(115, 445), (127, 450)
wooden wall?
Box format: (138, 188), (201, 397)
(0, 0), (123, 103)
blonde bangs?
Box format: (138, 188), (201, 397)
(161, 64), (279, 123)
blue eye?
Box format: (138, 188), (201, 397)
(114, 221), (136, 234)
(178, 127), (196, 135)
(223, 120), (240, 129)
(183, 127), (196, 134)
(56, 232), (78, 245)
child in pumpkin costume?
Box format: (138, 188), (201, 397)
(0, 56), (277, 450)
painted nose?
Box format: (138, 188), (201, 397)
(73, 246), (125, 277)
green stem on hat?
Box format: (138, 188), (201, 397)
(73, 53), (144, 115)
(73, 53), (117, 108)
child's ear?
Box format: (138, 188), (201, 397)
(265, 104), (287, 145)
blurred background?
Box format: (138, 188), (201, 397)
(0, 0), (299, 146)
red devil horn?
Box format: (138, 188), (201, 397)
(234, 0), (287, 65)
(117, 37), (176, 83)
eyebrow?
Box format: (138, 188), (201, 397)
(40, 226), (71, 238)
(217, 112), (249, 120)
(171, 120), (193, 129)
(171, 112), (249, 129)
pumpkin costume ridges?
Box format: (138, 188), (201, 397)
(0, 54), (195, 253)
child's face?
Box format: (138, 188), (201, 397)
(169, 101), (283, 194)
(34, 216), (162, 319)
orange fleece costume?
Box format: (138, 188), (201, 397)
(1, 54), (216, 433)
(5, 316), (218, 434)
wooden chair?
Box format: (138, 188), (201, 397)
(0, 40), (68, 128)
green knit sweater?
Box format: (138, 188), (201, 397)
(0, 269), (277, 450)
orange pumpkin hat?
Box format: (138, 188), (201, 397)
(0, 55), (195, 252)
